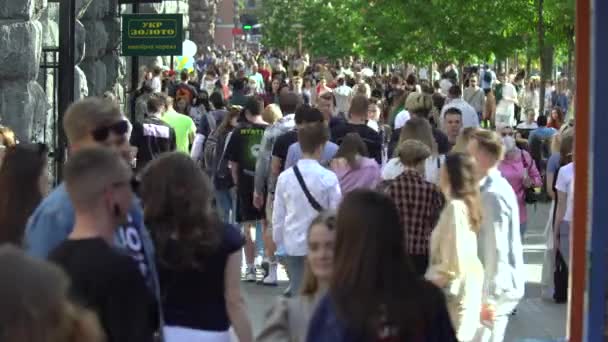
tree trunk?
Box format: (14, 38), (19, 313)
(525, 51), (532, 77)
(189, 0), (220, 53)
(567, 29), (575, 90)
(538, 0), (546, 116)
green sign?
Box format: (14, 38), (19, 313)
(122, 14), (183, 56)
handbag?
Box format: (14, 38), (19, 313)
(293, 164), (324, 212)
(520, 150), (538, 204)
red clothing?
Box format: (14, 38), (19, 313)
(259, 68), (271, 84)
(548, 120), (562, 130)
(384, 169), (445, 256)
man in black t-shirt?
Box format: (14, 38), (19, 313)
(49, 148), (156, 342)
(225, 96), (269, 282)
(331, 95), (383, 163)
(130, 93), (177, 172)
(270, 104), (327, 179)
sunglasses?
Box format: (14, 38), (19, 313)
(501, 132), (514, 137)
(92, 120), (129, 142)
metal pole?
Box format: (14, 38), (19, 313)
(584, 0), (607, 339)
(57, 0), (76, 181)
(569, 0), (591, 340)
(130, 2), (140, 122)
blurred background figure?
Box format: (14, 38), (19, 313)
(0, 143), (48, 246)
(0, 244), (103, 342)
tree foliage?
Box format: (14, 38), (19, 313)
(259, 0), (574, 64)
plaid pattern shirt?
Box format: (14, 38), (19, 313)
(384, 169), (445, 256)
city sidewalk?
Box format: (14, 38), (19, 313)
(242, 203), (568, 341)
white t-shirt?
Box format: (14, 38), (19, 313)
(496, 82), (518, 127)
(334, 85), (353, 114)
(381, 155), (445, 184)
(394, 110), (411, 129)
(555, 162), (574, 222)
(150, 76), (162, 93)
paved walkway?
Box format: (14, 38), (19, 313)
(241, 202), (567, 341)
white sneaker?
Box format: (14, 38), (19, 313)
(245, 268), (256, 282)
(262, 263), (278, 286)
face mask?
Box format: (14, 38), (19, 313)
(502, 136), (516, 152)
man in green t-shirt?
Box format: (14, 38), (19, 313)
(161, 95), (196, 153)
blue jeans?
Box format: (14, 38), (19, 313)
(285, 256), (306, 295)
(215, 189), (234, 224)
(255, 221), (264, 258)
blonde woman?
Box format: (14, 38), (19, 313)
(381, 117), (444, 184)
(452, 127), (479, 153)
(425, 153), (484, 341)
(262, 104), (283, 125)
(257, 212), (336, 342)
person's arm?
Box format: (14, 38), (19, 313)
(480, 193), (508, 305)
(426, 202), (457, 288)
(170, 128), (177, 151)
(255, 298), (291, 341)
(188, 120), (196, 145)
(546, 171), (556, 199)
(327, 176), (342, 210)
(272, 175), (287, 248)
(554, 191), (568, 240)
(254, 131), (273, 199)
(225, 252), (254, 342)
(229, 161), (239, 187)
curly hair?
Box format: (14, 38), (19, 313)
(140, 152), (221, 270)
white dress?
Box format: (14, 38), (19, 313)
(426, 200), (484, 342)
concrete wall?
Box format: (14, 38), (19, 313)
(0, 0), (48, 142)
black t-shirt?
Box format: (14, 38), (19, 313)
(271, 130), (298, 169)
(225, 122), (268, 194)
(130, 116), (177, 171)
(158, 224), (245, 331)
(331, 122), (383, 164)
(432, 127), (451, 154)
(49, 238), (156, 342)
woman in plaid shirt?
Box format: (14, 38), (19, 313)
(384, 140), (445, 275)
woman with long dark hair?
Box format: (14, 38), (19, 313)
(140, 152), (253, 342)
(425, 153), (484, 341)
(203, 105), (242, 223)
(548, 107), (565, 130)
(307, 190), (457, 341)
(0, 143), (48, 245)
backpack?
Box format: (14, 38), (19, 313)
(175, 84), (195, 105)
(483, 70), (493, 84)
(203, 129), (234, 190)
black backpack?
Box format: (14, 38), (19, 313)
(483, 70), (493, 84)
(203, 129), (234, 190)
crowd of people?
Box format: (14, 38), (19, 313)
(0, 49), (577, 342)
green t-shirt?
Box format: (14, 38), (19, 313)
(162, 110), (196, 153)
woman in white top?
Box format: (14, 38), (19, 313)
(425, 153), (484, 342)
(496, 72), (519, 127)
(554, 161), (575, 267)
(381, 117), (444, 184)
